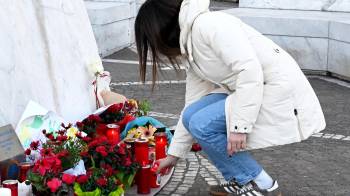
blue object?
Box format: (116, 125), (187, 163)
(121, 116), (173, 143)
(182, 93), (262, 185)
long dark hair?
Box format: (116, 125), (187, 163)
(135, 0), (183, 87)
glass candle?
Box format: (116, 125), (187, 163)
(154, 132), (167, 160)
(137, 165), (151, 194)
(135, 138), (149, 166)
(18, 162), (32, 183)
(124, 138), (136, 156)
(106, 124), (121, 145)
(0, 188), (11, 196)
(150, 162), (161, 188)
(2, 180), (18, 196)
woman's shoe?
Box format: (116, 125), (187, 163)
(209, 180), (281, 196)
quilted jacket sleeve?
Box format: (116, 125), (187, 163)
(167, 65), (216, 158)
(197, 13), (264, 134)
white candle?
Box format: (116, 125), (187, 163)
(0, 188), (11, 196)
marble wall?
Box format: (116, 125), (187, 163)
(240, 0), (350, 12)
(226, 8), (350, 79)
(0, 0), (100, 127)
(84, 0), (144, 57)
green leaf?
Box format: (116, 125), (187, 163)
(74, 183), (101, 196)
(108, 186), (124, 196)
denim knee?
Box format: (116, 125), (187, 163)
(188, 115), (207, 141)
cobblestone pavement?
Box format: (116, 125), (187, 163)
(105, 47), (350, 196)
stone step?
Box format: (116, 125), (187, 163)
(85, 1), (136, 57)
(224, 8), (350, 79)
(239, 0), (350, 12)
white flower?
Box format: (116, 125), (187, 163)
(88, 59), (104, 76)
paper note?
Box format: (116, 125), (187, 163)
(0, 124), (24, 162)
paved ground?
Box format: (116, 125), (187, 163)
(105, 47), (350, 196)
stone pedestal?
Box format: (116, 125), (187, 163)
(225, 0), (350, 80)
(84, 0), (145, 57)
(240, 0), (350, 12)
(0, 0), (100, 127)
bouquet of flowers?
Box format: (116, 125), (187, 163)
(76, 100), (151, 137)
(25, 124), (84, 195)
(75, 135), (138, 195)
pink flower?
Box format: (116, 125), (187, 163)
(76, 175), (88, 184)
(62, 173), (76, 185)
(47, 178), (62, 193)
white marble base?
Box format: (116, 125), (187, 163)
(239, 0), (350, 12)
(328, 40), (350, 79)
(85, 1), (136, 57)
(0, 0), (100, 127)
(225, 8), (350, 78)
(267, 36), (328, 71)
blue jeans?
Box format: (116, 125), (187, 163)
(183, 93), (262, 185)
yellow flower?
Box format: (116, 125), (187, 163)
(67, 127), (79, 138)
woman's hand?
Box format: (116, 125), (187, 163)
(155, 155), (179, 173)
(227, 132), (247, 156)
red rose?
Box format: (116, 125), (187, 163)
(76, 121), (84, 129)
(30, 141), (40, 150)
(101, 164), (114, 177)
(76, 175), (88, 184)
(96, 124), (107, 136)
(191, 143), (202, 152)
(96, 146), (108, 157)
(40, 148), (54, 157)
(46, 134), (55, 141)
(57, 150), (69, 158)
(124, 157), (132, 167)
(62, 173), (76, 185)
(57, 135), (68, 142)
(58, 129), (66, 135)
(117, 115), (135, 129)
(96, 177), (108, 187)
(25, 148), (31, 155)
(87, 114), (102, 123)
(80, 151), (89, 157)
(117, 146), (126, 155)
(82, 136), (92, 142)
(76, 131), (83, 139)
(47, 178), (62, 193)
(107, 103), (124, 113)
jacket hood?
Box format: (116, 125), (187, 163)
(179, 0), (210, 62)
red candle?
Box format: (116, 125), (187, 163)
(155, 132), (167, 160)
(2, 180), (18, 196)
(150, 162), (161, 188)
(137, 165), (151, 194)
(135, 138), (149, 166)
(18, 162), (33, 183)
(124, 138), (136, 156)
(106, 124), (120, 145)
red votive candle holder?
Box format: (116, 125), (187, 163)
(137, 165), (151, 194)
(106, 124), (121, 145)
(155, 132), (167, 160)
(150, 162), (161, 188)
(124, 138), (136, 155)
(2, 180), (18, 196)
(18, 162), (33, 183)
(135, 138), (149, 166)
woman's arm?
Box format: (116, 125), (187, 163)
(167, 65), (216, 158)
